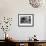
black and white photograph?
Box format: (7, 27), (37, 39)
(18, 14), (34, 27)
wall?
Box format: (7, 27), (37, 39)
(0, 0), (46, 40)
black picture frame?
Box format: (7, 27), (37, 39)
(18, 14), (34, 27)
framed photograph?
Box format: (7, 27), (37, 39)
(18, 14), (34, 27)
